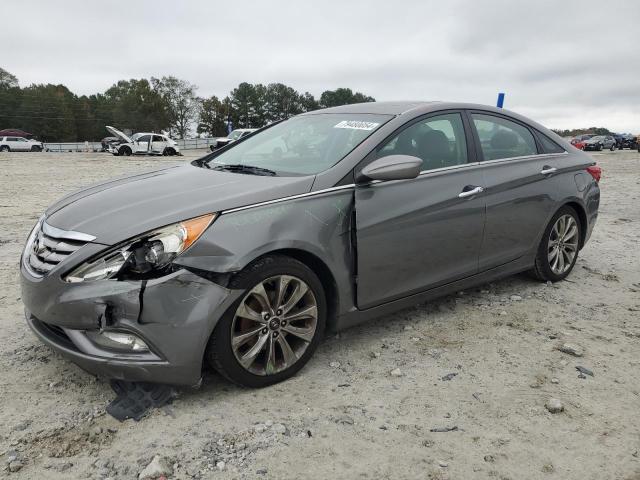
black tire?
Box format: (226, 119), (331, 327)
(30, 145), (42, 152)
(119, 146), (132, 156)
(530, 206), (582, 282)
(163, 147), (175, 156)
(206, 255), (326, 388)
(610, 144), (615, 151)
(0, 146), (10, 152)
(596, 145), (602, 151)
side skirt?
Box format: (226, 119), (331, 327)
(334, 256), (533, 331)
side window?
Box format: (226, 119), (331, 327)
(537, 133), (565, 154)
(472, 114), (537, 161)
(137, 135), (151, 142)
(153, 135), (164, 142)
(377, 113), (468, 171)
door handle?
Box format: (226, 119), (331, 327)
(540, 166), (557, 175)
(458, 186), (484, 198)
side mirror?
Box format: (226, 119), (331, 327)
(360, 155), (422, 182)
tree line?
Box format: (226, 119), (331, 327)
(0, 67), (374, 142)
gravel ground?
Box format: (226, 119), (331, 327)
(1, 149), (639, 479)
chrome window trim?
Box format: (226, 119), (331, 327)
(479, 151), (568, 166)
(220, 151), (570, 214)
(42, 222), (96, 242)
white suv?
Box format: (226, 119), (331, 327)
(0, 136), (44, 152)
(106, 126), (181, 156)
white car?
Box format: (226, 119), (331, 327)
(209, 128), (257, 151)
(105, 126), (181, 156)
(0, 136), (44, 152)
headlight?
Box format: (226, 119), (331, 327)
(64, 213), (216, 282)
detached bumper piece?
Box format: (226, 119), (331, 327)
(106, 380), (176, 422)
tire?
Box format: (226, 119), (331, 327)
(530, 206), (582, 282)
(596, 145), (602, 151)
(163, 147), (175, 156)
(610, 144), (615, 151)
(119, 146), (132, 156)
(30, 145), (42, 152)
(206, 255), (326, 388)
(0, 146), (10, 152)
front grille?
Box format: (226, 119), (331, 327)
(25, 221), (94, 277)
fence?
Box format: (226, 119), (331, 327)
(43, 137), (221, 153)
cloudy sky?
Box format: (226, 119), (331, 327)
(3, 0), (639, 131)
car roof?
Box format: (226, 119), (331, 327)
(303, 101), (438, 115)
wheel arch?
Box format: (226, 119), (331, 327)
(236, 247), (341, 331)
(561, 200), (588, 249)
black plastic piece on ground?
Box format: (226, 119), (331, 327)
(106, 380), (175, 422)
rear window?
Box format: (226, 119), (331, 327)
(537, 133), (565, 154)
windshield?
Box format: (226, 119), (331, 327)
(591, 136), (605, 141)
(228, 130), (244, 140)
(204, 114), (391, 175)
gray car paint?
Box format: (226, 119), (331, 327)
(20, 101), (600, 386)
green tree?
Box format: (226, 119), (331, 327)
(319, 88), (375, 108)
(151, 76), (199, 138)
(198, 95), (229, 137)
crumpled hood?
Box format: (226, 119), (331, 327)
(45, 164), (315, 245)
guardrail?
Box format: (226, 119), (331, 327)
(43, 137), (222, 153)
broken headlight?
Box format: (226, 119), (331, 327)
(64, 214), (216, 282)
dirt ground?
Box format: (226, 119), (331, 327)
(0, 148), (639, 480)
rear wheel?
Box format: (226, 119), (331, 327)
(610, 144), (615, 151)
(206, 255), (326, 388)
(530, 206), (581, 282)
(0, 146), (9, 152)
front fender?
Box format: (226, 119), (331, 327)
(174, 189), (356, 314)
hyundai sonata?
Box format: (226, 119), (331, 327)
(21, 102), (600, 388)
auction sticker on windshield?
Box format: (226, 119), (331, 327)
(334, 120), (380, 130)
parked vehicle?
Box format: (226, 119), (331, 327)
(0, 136), (43, 152)
(20, 102), (600, 388)
(570, 134), (596, 150)
(105, 126), (181, 156)
(612, 133), (637, 150)
(583, 135), (616, 151)
(209, 128), (257, 151)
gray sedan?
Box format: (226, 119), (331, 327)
(20, 102), (600, 388)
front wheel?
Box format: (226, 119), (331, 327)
(530, 206), (581, 282)
(30, 145), (42, 152)
(206, 255), (326, 388)
(0, 146), (10, 152)
(610, 144), (615, 151)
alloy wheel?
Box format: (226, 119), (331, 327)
(547, 214), (579, 275)
(231, 275), (318, 376)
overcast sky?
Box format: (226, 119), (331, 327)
(3, 0), (639, 131)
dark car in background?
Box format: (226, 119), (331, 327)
(20, 102), (600, 389)
(613, 133), (637, 150)
(583, 135), (616, 151)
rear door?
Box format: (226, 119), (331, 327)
(354, 111), (486, 309)
(469, 111), (562, 270)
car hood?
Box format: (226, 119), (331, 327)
(45, 164), (315, 245)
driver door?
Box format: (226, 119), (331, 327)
(354, 112), (485, 309)
(135, 135), (151, 154)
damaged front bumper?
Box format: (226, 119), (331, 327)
(21, 266), (241, 386)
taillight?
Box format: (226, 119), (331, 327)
(586, 165), (601, 182)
